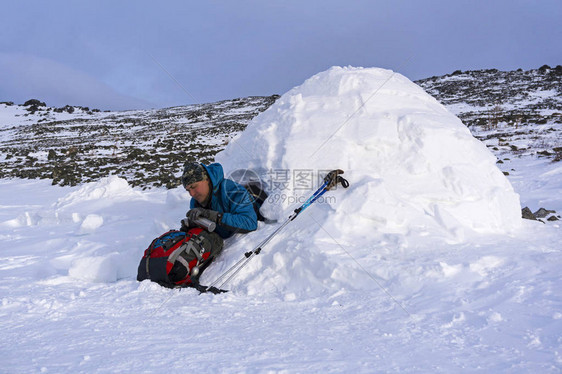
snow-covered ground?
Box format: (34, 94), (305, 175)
(1, 67), (561, 373)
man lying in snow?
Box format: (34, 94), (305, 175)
(180, 162), (258, 238)
(137, 162), (258, 288)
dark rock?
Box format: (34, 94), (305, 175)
(26, 105), (40, 113)
(24, 99), (46, 107)
(534, 208), (556, 218)
(547, 216), (559, 221)
(521, 207), (537, 220)
(54, 105), (75, 114)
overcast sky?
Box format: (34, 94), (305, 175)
(1, 1), (560, 110)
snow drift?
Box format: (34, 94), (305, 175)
(214, 66), (522, 296)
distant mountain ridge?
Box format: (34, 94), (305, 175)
(0, 65), (560, 188)
(415, 65), (561, 162)
(416, 64), (562, 124)
(0, 96), (278, 188)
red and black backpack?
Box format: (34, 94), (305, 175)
(137, 228), (223, 288)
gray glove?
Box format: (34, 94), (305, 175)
(180, 218), (193, 232)
(186, 207), (220, 224)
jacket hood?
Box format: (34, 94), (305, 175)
(202, 163), (225, 193)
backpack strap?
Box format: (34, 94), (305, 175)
(173, 251), (190, 270)
(144, 237), (158, 278)
(167, 234), (209, 272)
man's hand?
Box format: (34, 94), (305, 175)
(186, 207), (220, 224)
(180, 218), (192, 232)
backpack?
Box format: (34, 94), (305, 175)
(245, 180), (268, 221)
(137, 228), (223, 288)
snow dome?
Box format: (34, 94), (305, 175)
(217, 66), (522, 237)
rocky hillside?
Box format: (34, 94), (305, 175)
(0, 96), (278, 188)
(416, 65), (562, 161)
(0, 65), (560, 189)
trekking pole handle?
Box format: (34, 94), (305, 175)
(193, 217), (216, 232)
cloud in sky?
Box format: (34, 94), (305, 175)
(1, 1), (560, 110)
(0, 53), (154, 110)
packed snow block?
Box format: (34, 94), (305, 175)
(79, 214), (104, 233)
(69, 253), (120, 283)
(217, 66), (522, 235)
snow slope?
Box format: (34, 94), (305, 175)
(1, 163), (560, 373)
(1, 67), (561, 373)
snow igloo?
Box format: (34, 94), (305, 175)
(217, 66), (521, 239)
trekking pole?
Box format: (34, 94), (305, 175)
(203, 170), (349, 293)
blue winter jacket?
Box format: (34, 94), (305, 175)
(190, 163), (258, 239)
